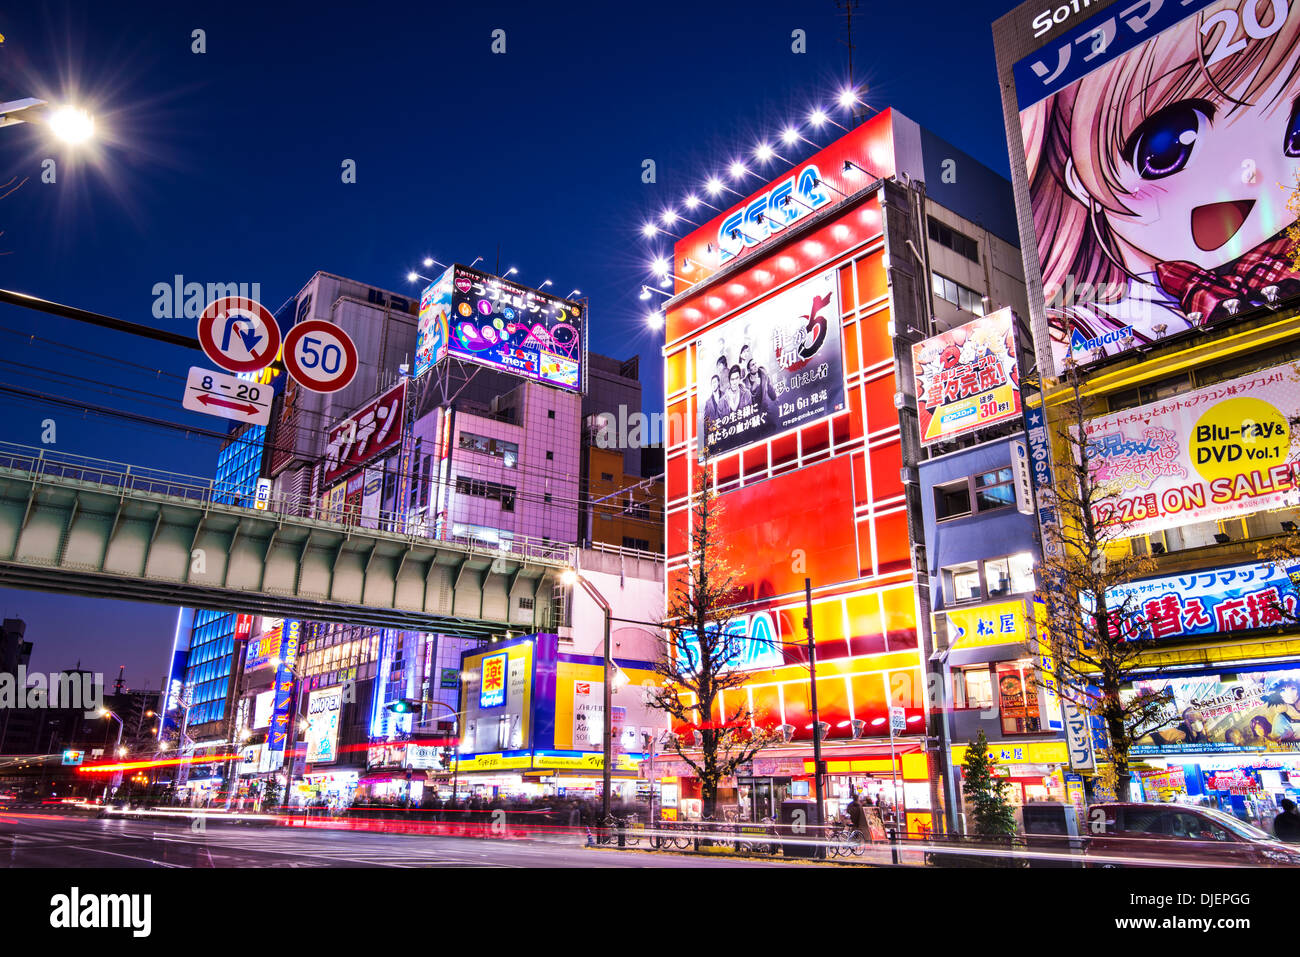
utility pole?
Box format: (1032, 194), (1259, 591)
(805, 578), (825, 853)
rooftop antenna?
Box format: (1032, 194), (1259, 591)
(114, 666), (125, 695)
(836, 0), (870, 125)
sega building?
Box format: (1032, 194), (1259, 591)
(994, 0), (1300, 826)
(661, 107), (1029, 834)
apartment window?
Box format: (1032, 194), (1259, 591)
(956, 667), (994, 710)
(546, 451), (554, 460)
(974, 468), (1015, 511)
(518, 596), (535, 610)
(601, 472), (615, 482)
(547, 410), (556, 419)
(935, 481), (972, 520)
(623, 536), (651, 551)
(984, 552), (1036, 596)
(944, 562), (982, 604)
(458, 432), (519, 468)
(543, 493), (552, 503)
(932, 272), (985, 316)
(927, 217), (980, 263)
(455, 476), (517, 511)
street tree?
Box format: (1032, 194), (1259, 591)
(645, 448), (775, 820)
(961, 730), (1015, 838)
(1028, 366), (1175, 800)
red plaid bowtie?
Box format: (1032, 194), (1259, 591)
(1156, 236), (1300, 323)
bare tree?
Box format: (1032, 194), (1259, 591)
(1029, 366), (1175, 800)
(646, 447), (775, 819)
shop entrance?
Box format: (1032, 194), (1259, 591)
(738, 776), (788, 821)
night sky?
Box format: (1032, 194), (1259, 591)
(0, 0), (1018, 685)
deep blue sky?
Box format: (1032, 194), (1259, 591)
(0, 0), (1019, 684)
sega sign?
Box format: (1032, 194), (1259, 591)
(718, 165), (831, 264)
(676, 611), (784, 674)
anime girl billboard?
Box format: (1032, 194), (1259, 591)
(1015, 0), (1300, 374)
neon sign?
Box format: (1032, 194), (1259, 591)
(718, 165), (831, 264)
(480, 652), (507, 709)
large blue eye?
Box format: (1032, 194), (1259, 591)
(1126, 100), (1215, 180)
(1285, 99), (1300, 156)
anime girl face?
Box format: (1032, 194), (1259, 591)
(1023, 0), (1300, 355)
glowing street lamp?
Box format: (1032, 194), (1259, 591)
(0, 99), (95, 144)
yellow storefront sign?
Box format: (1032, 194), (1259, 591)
(943, 599), (1029, 651)
(453, 753), (532, 773)
(534, 753), (640, 772)
(949, 741), (1068, 766)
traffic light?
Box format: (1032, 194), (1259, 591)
(387, 699), (423, 715)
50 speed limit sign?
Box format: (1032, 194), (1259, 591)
(282, 320), (359, 393)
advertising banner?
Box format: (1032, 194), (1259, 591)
(1010, 0), (1300, 374)
(1084, 363), (1300, 537)
(694, 268), (845, 459)
(1132, 667), (1300, 754)
(252, 690), (274, 730)
(305, 686), (343, 764)
(321, 380), (406, 487)
(246, 619), (284, 672)
(420, 265), (583, 391)
(912, 309), (1021, 445)
(1106, 560), (1299, 641)
(415, 269), (453, 378)
(360, 467), (383, 530)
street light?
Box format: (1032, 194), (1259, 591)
(562, 567), (615, 824)
(98, 709), (124, 801)
(0, 98), (95, 143)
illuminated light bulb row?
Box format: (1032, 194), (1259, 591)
(638, 86), (865, 243)
(637, 85), (865, 332)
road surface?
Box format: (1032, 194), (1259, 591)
(0, 811), (804, 868)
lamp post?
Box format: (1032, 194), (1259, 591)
(562, 567), (614, 824)
(98, 709), (124, 801)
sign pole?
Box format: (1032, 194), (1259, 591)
(805, 578), (825, 855)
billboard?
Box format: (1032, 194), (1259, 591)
(1004, 0), (1300, 374)
(912, 309), (1021, 445)
(1132, 667), (1300, 753)
(252, 689), (274, 730)
(246, 619), (284, 672)
(320, 380), (406, 487)
(694, 268), (845, 458)
(305, 686), (343, 764)
(1106, 560), (1299, 640)
(418, 265), (583, 392)
(415, 270), (453, 378)
(1084, 362), (1300, 537)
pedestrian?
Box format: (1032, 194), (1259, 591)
(846, 793), (865, 833)
(1274, 798), (1300, 843)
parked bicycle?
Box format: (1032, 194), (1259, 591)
(828, 819), (866, 858)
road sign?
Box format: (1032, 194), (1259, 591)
(889, 706), (906, 734)
(282, 319), (359, 393)
(182, 366), (273, 426)
(196, 297), (281, 373)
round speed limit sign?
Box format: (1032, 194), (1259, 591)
(282, 320), (359, 393)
